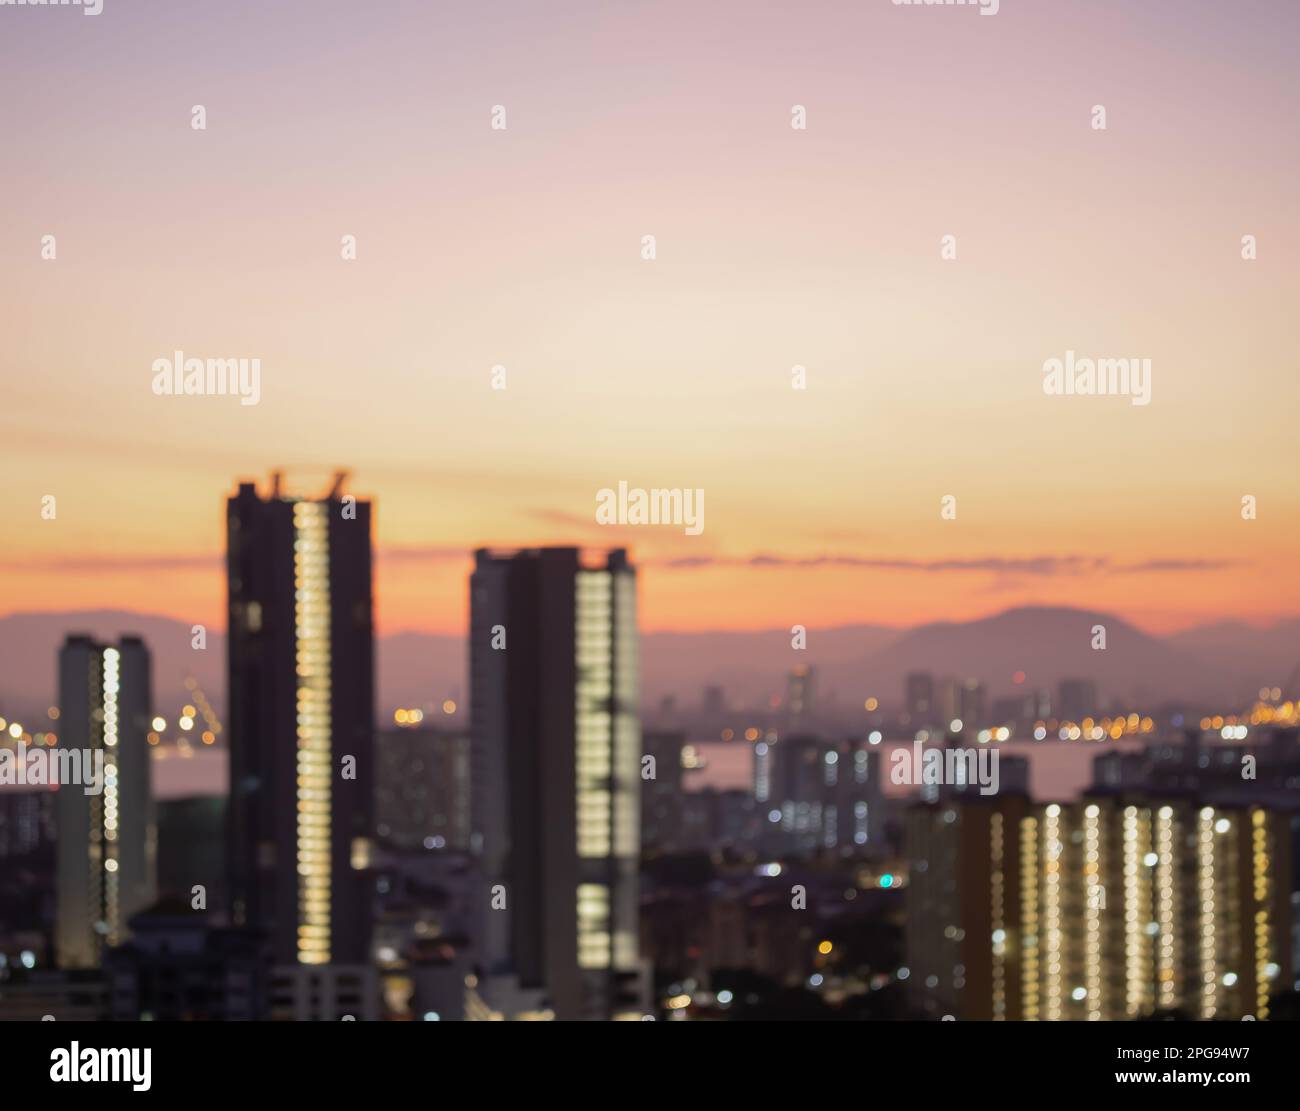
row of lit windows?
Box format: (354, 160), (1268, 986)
(1003, 803), (1274, 1020)
(294, 502), (333, 965)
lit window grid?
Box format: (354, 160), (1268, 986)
(1155, 806), (1178, 1010)
(1251, 809), (1271, 1019)
(1043, 807), (1063, 1021)
(576, 572), (614, 860)
(1123, 806), (1156, 1019)
(101, 647), (123, 944)
(1020, 816), (1040, 1020)
(990, 813), (1006, 1020)
(1198, 808), (1217, 1018)
(1084, 805), (1102, 1020)
(612, 572), (640, 859)
(577, 883), (612, 970)
(293, 502), (332, 965)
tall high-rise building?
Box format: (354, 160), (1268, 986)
(905, 791), (1031, 1020)
(933, 677), (986, 731)
(1058, 679), (1099, 723)
(937, 678), (961, 729)
(702, 685), (725, 716)
(469, 547), (643, 1020)
(959, 679), (987, 730)
(904, 673), (935, 725)
(56, 635), (155, 969)
(226, 472), (375, 966)
(786, 666), (815, 720)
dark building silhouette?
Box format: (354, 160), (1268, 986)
(56, 635), (154, 969)
(469, 547), (644, 1019)
(0, 787), (54, 863)
(104, 902), (269, 1020)
(226, 472), (375, 966)
(157, 796), (225, 910)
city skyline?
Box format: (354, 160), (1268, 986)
(2, 0), (1299, 1058)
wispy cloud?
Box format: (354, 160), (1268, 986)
(643, 554), (1244, 576)
(1, 546), (476, 574)
(0, 553), (220, 574)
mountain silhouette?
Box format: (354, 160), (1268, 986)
(0, 605), (1294, 723)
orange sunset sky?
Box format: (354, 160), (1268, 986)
(2, 0), (1298, 637)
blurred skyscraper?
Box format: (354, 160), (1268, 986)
(225, 473), (375, 966)
(469, 547), (644, 1019)
(56, 635), (154, 969)
(1058, 679), (1099, 723)
(786, 666), (815, 720)
(702, 685), (725, 716)
(935, 677), (987, 730)
(904, 672), (934, 726)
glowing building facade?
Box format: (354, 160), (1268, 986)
(55, 635), (155, 969)
(907, 791), (1295, 1020)
(226, 473), (374, 966)
(470, 547), (644, 1019)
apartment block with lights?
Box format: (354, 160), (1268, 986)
(56, 635), (155, 969)
(904, 792), (1032, 1020)
(906, 785), (1296, 1020)
(225, 472), (375, 967)
(1017, 796), (1293, 1020)
(469, 547), (645, 1020)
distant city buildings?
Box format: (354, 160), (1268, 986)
(909, 673), (987, 730)
(0, 787), (54, 863)
(753, 734), (886, 854)
(641, 730), (686, 854)
(375, 725), (471, 852)
(12, 470), (1300, 1026)
(1058, 678), (1100, 723)
(702, 685), (726, 716)
(905, 673), (935, 726)
(469, 547), (645, 1019)
(225, 473), (375, 967)
(56, 635), (155, 970)
(786, 666), (815, 720)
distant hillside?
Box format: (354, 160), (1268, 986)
(861, 607), (1235, 707)
(1, 606), (1296, 721)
